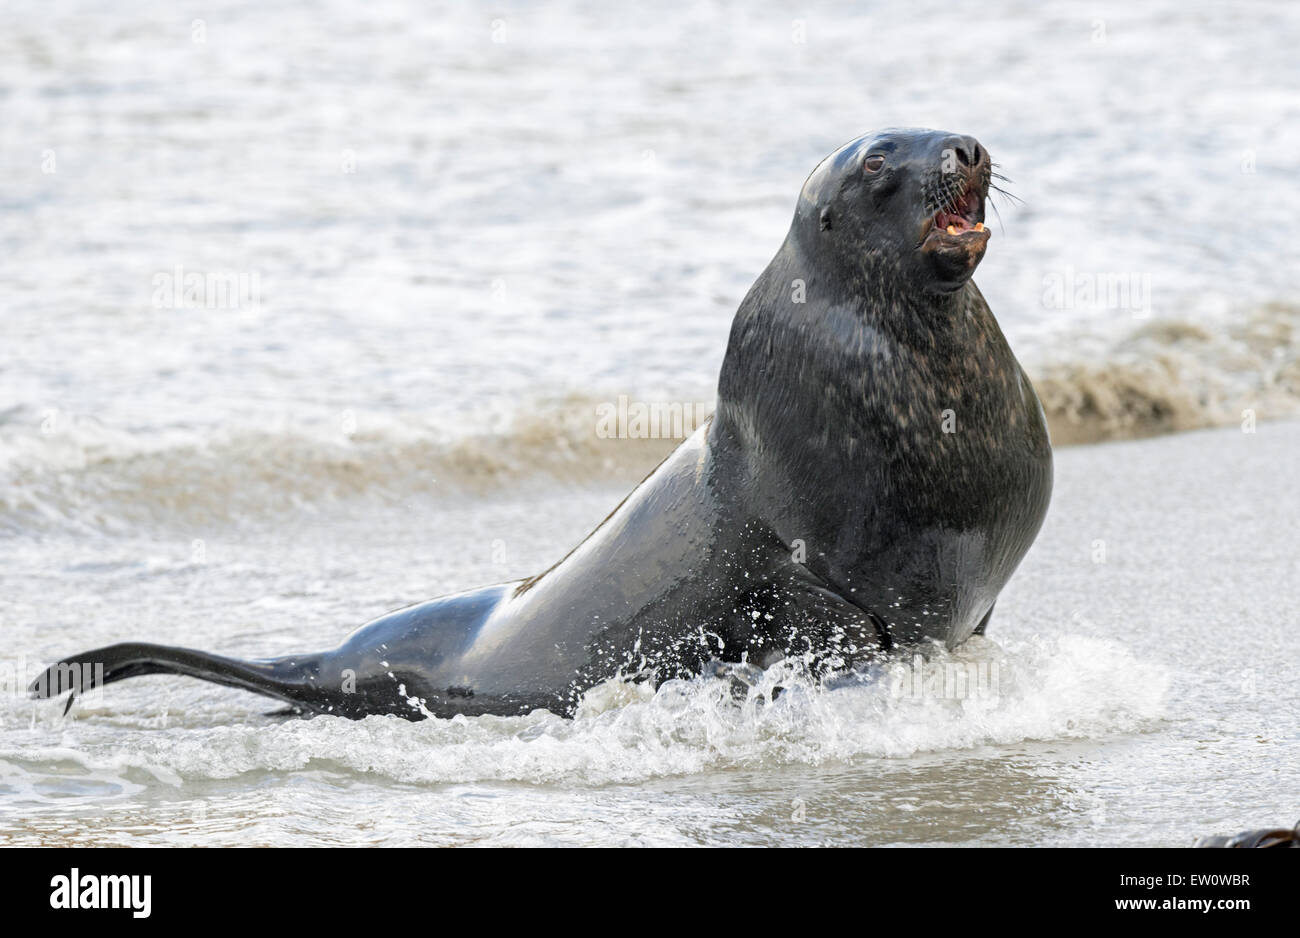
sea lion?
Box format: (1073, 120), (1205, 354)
(31, 127), (1052, 721)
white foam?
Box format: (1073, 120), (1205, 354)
(0, 635), (1169, 794)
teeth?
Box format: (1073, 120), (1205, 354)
(946, 225), (957, 235)
(974, 222), (984, 232)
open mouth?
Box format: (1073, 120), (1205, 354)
(930, 183), (986, 238)
(917, 169), (992, 282)
(922, 176), (989, 249)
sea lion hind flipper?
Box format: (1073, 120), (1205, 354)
(27, 641), (319, 712)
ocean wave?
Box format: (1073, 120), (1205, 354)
(4, 303), (1299, 531)
(0, 396), (674, 533)
(1030, 302), (1300, 445)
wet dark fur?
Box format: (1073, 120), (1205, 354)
(32, 128), (1052, 721)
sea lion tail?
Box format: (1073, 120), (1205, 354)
(27, 642), (318, 715)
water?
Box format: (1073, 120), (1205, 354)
(1, 0), (1298, 845)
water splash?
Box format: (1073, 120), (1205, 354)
(0, 635), (1169, 794)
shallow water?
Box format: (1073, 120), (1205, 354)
(2, 0), (1299, 845)
(4, 424), (1299, 846)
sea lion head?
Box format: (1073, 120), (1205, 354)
(796, 127), (994, 294)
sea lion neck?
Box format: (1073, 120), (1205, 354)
(714, 237), (1010, 457)
(728, 232), (978, 358)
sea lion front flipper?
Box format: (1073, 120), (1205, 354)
(702, 659), (768, 702)
(740, 570), (891, 673)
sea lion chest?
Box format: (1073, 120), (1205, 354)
(735, 294), (1052, 645)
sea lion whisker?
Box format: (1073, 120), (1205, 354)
(989, 183), (1024, 207)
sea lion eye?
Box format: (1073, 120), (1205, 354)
(864, 154), (886, 173)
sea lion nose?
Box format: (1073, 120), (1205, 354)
(943, 135), (984, 168)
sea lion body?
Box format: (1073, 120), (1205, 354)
(32, 128), (1052, 720)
